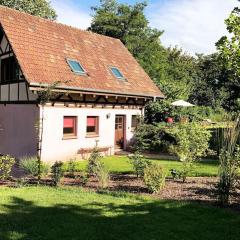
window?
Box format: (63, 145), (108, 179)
(0, 56), (19, 83)
(86, 116), (99, 135)
(67, 59), (86, 74)
(131, 115), (139, 130)
(110, 67), (124, 79)
(63, 116), (77, 137)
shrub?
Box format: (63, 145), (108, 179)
(97, 162), (109, 189)
(131, 123), (175, 153)
(0, 154), (15, 180)
(51, 161), (64, 186)
(20, 157), (50, 177)
(144, 163), (166, 193)
(167, 123), (211, 182)
(87, 144), (102, 176)
(66, 158), (77, 178)
(217, 119), (240, 206)
(128, 152), (151, 178)
(74, 171), (89, 185)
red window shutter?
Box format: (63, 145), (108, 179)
(87, 117), (96, 127)
(64, 117), (74, 128)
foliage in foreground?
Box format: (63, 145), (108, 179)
(0, 154), (15, 180)
(20, 156), (50, 177)
(217, 118), (240, 205)
(144, 163), (166, 193)
(128, 152), (151, 178)
(96, 162), (110, 189)
(51, 161), (64, 186)
(167, 123), (211, 182)
(87, 144), (102, 176)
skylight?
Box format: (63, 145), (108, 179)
(67, 59), (86, 74)
(111, 67), (124, 79)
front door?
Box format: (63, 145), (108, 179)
(115, 115), (125, 149)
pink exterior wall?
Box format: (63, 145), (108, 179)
(40, 105), (142, 162)
(0, 104), (39, 158)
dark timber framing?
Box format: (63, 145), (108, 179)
(0, 25), (34, 104)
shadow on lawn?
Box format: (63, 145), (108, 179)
(0, 194), (240, 240)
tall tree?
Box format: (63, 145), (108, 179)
(190, 53), (228, 108)
(89, 0), (197, 101)
(160, 47), (197, 100)
(89, 0), (165, 80)
(216, 7), (240, 111)
(0, 0), (57, 20)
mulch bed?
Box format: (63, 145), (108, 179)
(1, 173), (239, 211)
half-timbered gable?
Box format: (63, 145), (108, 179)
(0, 27), (37, 103)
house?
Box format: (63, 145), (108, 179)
(0, 6), (164, 162)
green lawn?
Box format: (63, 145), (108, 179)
(63, 155), (219, 177)
(0, 186), (239, 240)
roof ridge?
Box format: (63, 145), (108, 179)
(0, 5), (121, 42)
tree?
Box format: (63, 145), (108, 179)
(36, 81), (61, 183)
(89, 1), (164, 78)
(216, 7), (240, 112)
(89, 1), (198, 101)
(0, 0), (57, 20)
(159, 47), (198, 100)
(190, 53), (229, 109)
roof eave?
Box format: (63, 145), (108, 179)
(29, 82), (165, 99)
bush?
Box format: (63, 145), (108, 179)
(217, 119), (240, 206)
(167, 123), (211, 182)
(144, 163), (166, 193)
(0, 154), (15, 180)
(87, 145), (102, 176)
(20, 157), (50, 177)
(131, 123), (175, 153)
(128, 152), (151, 178)
(51, 161), (64, 186)
(66, 158), (77, 178)
(97, 162), (109, 189)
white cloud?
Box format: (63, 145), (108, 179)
(147, 0), (240, 55)
(51, 0), (92, 30)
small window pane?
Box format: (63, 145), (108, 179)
(131, 115), (139, 129)
(67, 59), (85, 74)
(111, 67), (124, 79)
(86, 116), (99, 135)
(63, 116), (77, 137)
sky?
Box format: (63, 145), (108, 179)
(51, 0), (240, 55)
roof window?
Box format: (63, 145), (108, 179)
(110, 67), (124, 79)
(67, 59), (86, 74)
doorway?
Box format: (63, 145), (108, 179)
(115, 115), (125, 149)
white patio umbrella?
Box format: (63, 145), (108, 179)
(171, 100), (195, 107)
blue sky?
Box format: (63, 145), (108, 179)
(51, 0), (240, 55)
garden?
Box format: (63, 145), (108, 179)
(0, 101), (240, 240)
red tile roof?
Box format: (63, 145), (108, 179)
(0, 6), (164, 98)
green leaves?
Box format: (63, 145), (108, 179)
(167, 123), (211, 182)
(0, 0), (57, 20)
(216, 7), (240, 112)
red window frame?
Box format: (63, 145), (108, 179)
(86, 116), (99, 135)
(63, 116), (77, 137)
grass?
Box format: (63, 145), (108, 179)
(63, 155), (219, 177)
(0, 186), (239, 240)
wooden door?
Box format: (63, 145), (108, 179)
(115, 115), (125, 149)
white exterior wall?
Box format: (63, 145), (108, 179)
(41, 105), (141, 162)
(0, 104), (39, 158)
